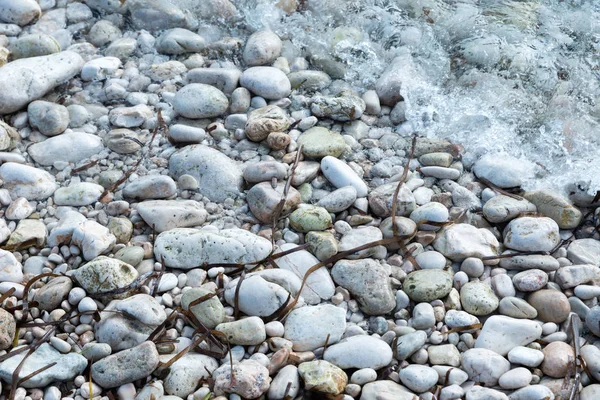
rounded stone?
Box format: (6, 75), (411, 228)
(289, 205), (332, 233)
(541, 341), (575, 378)
(181, 287), (225, 329)
(240, 66), (291, 100)
(173, 83), (228, 119)
(528, 289), (571, 323)
(403, 269), (453, 302)
(0, 308), (16, 350)
(11, 33), (61, 60)
(399, 365), (438, 393)
(27, 100), (69, 136)
(585, 306), (600, 336)
(460, 281), (499, 316)
(105, 129), (143, 154)
(297, 127), (346, 159)
(243, 30), (282, 66)
(503, 217), (560, 252)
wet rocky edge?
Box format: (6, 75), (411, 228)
(0, 1), (600, 400)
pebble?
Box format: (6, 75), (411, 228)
(245, 105), (290, 142)
(105, 129), (143, 154)
(0, 162), (57, 200)
(34, 276), (72, 311)
(585, 306), (600, 336)
(297, 360), (347, 395)
(409, 202), (449, 230)
(504, 217), (560, 252)
(173, 83), (228, 119)
(216, 317), (266, 345)
(288, 70), (331, 91)
(498, 296), (538, 319)
(54, 182), (104, 206)
(403, 269), (453, 302)
(482, 195), (537, 223)
(0, 0), (41, 26)
(73, 256), (137, 296)
(169, 144), (243, 202)
(0, 249), (24, 283)
(512, 269), (548, 292)
(0, 51), (83, 114)
(269, 365), (300, 400)
(155, 28), (205, 54)
(395, 330), (427, 361)
(332, 258), (395, 314)
(28, 132), (104, 166)
(399, 365), (438, 394)
(95, 294), (165, 351)
(433, 223), (499, 262)
(461, 348), (510, 386)
(475, 315), (542, 355)
(541, 341), (574, 378)
(0, 343), (86, 388)
(161, 353), (218, 397)
(289, 205), (332, 232)
(508, 385), (555, 400)
(0, 307), (16, 350)
(580, 345), (600, 381)
(154, 228), (272, 269)
(137, 200), (207, 232)
(213, 359), (270, 398)
(247, 181), (301, 223)
(123, 175), (177, 200)
(499, 368), (532, 390)
(181, 287), (225, 329)
(240, 66), (291, 100)
(284, 304), (346, 351)
(297, 126), (346, 158)
(71, 220), (116, 260)
(324, 335), (393, 370)
(27, 100), (69, 136)
(321, 156), (369, 197)
(243, 30), (282, 66)
(568, 238), (600, 266)
(91, 341), (159, 388)
(460, 281), (500, 316)
(317, 186), (357, 212)
(310, 91), (366, 121)
(81, 56), (121, 81)
(527, 289), (571, 323)
(275, 243), (335, 303)
(499, 253), (560, 271)
(507, 346), (545, 367)
(524, 189), (582, 229)
(223, 274), (290, 316)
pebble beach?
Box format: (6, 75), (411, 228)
(1, 0), (600, 400)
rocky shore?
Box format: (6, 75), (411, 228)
(0, 1), (600, 400)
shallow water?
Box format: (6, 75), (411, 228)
(198, 0), (600, 195)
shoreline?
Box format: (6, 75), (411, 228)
(0, 1), (600, 400)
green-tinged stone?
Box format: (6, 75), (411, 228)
(108, 217), (133, 244)
(305, 231), (338, 261)
(403, 269), (453, 302)
(181, 287), (225, 329)
(289, 205), (332, 233)
(297, 127), (346, 158)
(298, 360), (347, 395)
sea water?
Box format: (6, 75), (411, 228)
(190, 0), (600, 196)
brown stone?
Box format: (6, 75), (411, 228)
(542, 342), (575, 378)
(527, 289), (571, 323)
(245, 105), (289, 142)
(266, 131), (291, 150)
